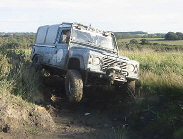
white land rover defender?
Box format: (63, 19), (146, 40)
(31, 22), (139, 103)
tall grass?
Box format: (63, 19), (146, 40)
(120, 50), (183, 88)
(119, 50), (183, 138)
(0, 48), (44, 104)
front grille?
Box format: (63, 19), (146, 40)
(102, 56), (128, 76)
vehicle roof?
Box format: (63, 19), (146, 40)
(39, 22), (112, 35)
(71, 22), (112, 35)
(35, 22), (113, 45)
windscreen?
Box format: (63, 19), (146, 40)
(72, 29), (114, 50)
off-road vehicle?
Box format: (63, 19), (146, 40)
(31, 22), (139, 103)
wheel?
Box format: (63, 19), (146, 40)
(114, 80), (136, 98)
(31, 55), (42, 72)
(125, 81), (136, 98)
(65, 70), (83, 103)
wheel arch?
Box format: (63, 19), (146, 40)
(32, 54), (39, 61)
(67, 56), (85, 70)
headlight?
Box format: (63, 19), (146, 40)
(134, 64), (139, 74)
(127, 64), (135, 72)
(92, 57), (100, 65)
(88, 55), (101, 65)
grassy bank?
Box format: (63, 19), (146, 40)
(0, 47), (56, 135)
(0, 48), (44, 103)
(0, 34), (44, 103)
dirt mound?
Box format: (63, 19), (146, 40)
(0, 93), (55, 137)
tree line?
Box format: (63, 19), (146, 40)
(165, 32), (183, 40)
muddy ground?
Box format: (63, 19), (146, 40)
(38, 75), (135, 139)
(0, 75), (144, 139)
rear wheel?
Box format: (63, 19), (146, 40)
(65, 70), (83, 103)
(31, 55), (42, 72)
(125, 81), (136, 98)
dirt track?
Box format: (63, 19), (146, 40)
(0, 75), (135, 139)
(29, 75), (134, 139)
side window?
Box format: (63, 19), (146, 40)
(57, 29), (71, 44)
(35, 26), (49, 44)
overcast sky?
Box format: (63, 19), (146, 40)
(0, 0), (183, 33)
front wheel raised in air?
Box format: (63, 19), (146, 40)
(65, 70), (83, 103)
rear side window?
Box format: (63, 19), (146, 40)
(45, 24), (60, 45)
(35, 26), (49, 44)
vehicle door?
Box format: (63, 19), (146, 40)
(54, 27), (71, 69)
(42, 25), (59, 66)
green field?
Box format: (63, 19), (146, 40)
(120, 50), (183, 94)
(117, 37), (183, 51)
(150, 39), (183, 46)
(118, 38), (183, 46)
(117, 38), (158, 43)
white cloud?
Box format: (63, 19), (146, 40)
(0, 0), (183, 33)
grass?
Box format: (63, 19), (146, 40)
(119, 50), (183, 138)
(26, 128), (39, 135)
(117, 38), (183, 51)
(0, 48), (44, 104)
(120, 50), (183, 99)
(117, 38), (159, 43)
(150, 39), (183, 46)
(0, 35), (183, 138)
(0, 36), (57, 136)
(118, 38), (183, 46)
(120, 50), (183, 75)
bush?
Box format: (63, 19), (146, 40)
(165, 32), (178, 40)
(176, 32), (183, 40)
(130, 39), (138, 44)
(140, 39), (149, 45)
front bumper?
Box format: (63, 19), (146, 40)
(86, 68), (127, 83)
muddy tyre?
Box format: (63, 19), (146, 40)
(125, 81), (136, 98)
(115, 81), (136, 97)
(65, 70), (83, 103)
(31, 55), (42, 72)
